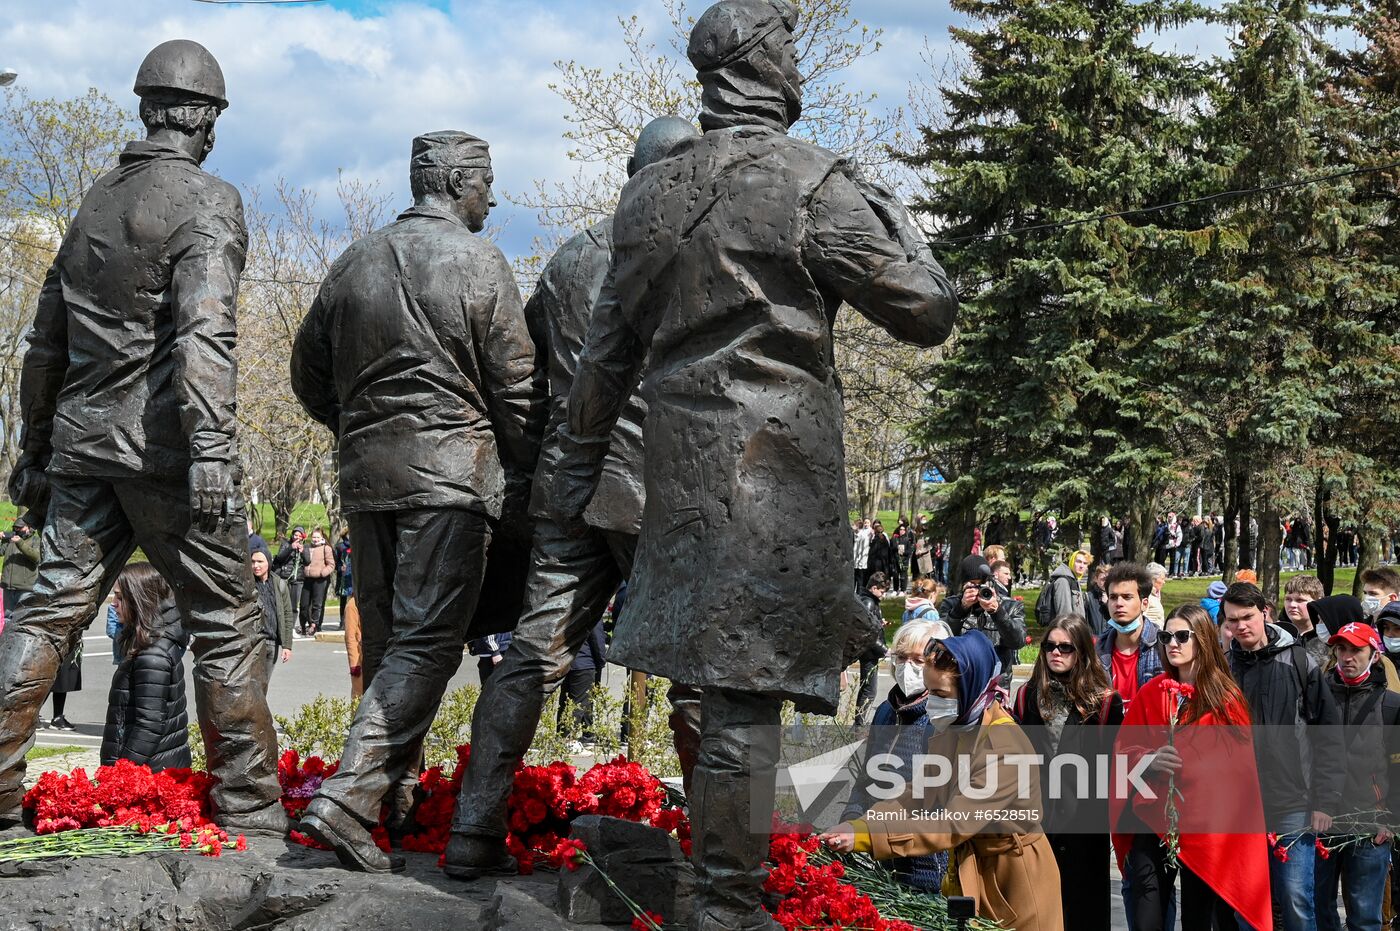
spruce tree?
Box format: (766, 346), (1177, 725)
(1159, 0), (1400, 596)
(903, 0), (1209, 570)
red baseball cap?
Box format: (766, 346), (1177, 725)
(1329, 622), (1381, 651)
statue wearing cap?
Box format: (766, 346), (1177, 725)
(444, 116), (704, 880)
(0, 39), (288, 834)
(552, 1), (959, 926)
(290, 129), (546, 873)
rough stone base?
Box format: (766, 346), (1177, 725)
(0, 826), (612, 931)
(557, 816), (695, 926)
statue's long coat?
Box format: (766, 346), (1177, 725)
(568, 125), (957, 713)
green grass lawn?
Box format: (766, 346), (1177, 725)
(25, 745), (83, 762)
(249, 502), (333, 546)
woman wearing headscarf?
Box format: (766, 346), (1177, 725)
(839, 620), (951, 894)
(822, 630), (1064, 930)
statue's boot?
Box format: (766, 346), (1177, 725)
(442, 831), (518, 880)
(219, 802), (291, 838)
(0, 628), (60, 821)
(687, 688), (783, 931)
(299, 796), (404, 874)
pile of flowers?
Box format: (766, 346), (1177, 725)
(765, 825), (921, 931)
(277, 749), (391, 853)
(14, 760), (242, 859)
(275, 745), (688, 872)
(21, 748), (986, 929)
(24, 759), (217, 835)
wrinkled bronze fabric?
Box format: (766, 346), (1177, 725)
(0, 136), (281, 818)
(562, 127), (958, 715)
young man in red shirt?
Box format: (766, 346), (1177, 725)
(1093, 562), (1164, 710)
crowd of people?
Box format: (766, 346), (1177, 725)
(0, 512), (362, 745)
(826, 548), (1400, 931)
(6, 492), (1400, 930)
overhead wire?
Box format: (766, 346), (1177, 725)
(927, 158), (1400, 246)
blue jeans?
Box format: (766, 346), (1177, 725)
(1315, 833), (1389, 931)
(1271, 812), (1318, 931)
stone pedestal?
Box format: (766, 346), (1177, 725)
(556, 815), (695, 926)
(0, 826), (605, 930)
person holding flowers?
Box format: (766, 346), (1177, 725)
(1112, 604), (1272, 930)
(820, 630), (1064, 930)
(1012, 613), (1123, 930)
(1315, 604), (1400, 931)
(838, 619), (951, 895)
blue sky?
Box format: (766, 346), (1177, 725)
(1, 0), (1227, 262)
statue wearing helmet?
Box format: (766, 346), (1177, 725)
(443, 116), (702, 882)
(0, 39), (288, 835)
(553, 1), (960, 927)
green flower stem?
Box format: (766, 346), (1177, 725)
(577, 850), (665, 930)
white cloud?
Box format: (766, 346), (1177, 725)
(0, 0), (937, 260)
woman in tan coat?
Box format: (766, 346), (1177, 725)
(300, 527), (336, 635)
(822, 630), (1064, 931)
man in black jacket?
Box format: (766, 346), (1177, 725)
(271, 527), (307, 633)
(0, 41), (284, 834)
(940, 555), (1024, 691)
(1222, 582), (1345, 931)
(1316, 610), (1400, 931)
(867, 521), (894, 585)
(291, 131), (545, 873)
(854, 572), (890, 722)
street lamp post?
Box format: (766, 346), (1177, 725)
(0, 70), (18, 87)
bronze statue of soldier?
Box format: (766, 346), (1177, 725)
(0, 39), (287, 833)
(444, 116), (701, 879)
(552, 1), (960, 927)
(290, 131), (545, 873)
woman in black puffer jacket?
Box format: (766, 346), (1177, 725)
(101, 563), (191, 772)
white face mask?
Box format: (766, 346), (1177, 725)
(895, 662), (925, 697)
(1384, 636), (1400, 654)
(1363, 595), (1383, 618)
(926, 695), (960, 732)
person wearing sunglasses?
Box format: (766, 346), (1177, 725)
(1011, 614), (1123, 931)
(821, 630), (1064, 929)
(1112, 604), (1272, 931)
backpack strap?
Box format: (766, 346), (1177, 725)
(1098, 690), (1115, 730)
(1013, 682), (1029, 722)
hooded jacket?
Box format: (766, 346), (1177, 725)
(1040, 563), (1083, 622)
(1381, 601), (1400, 667)
(560, 59), (956, 713)
(1227, 624), (1344, 820)
(101, 601), (191, 773)
(1325, 665), (1400, 817)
